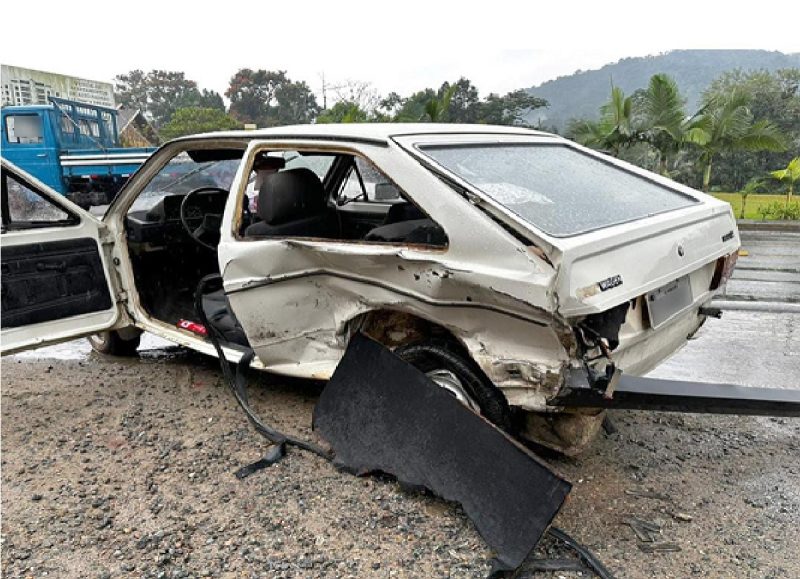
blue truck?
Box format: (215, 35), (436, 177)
(1, 97), (155, 206)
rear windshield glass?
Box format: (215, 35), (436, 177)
(420, 144), (698, 236)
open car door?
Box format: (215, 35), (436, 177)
(1, 159), (124, 354)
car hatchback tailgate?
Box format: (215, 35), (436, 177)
(555, 203), (739, 317)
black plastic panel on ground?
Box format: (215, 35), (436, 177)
(314, 334), (571, 572)
(1, 237), (113, 328)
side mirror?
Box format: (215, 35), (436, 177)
(374, 182), (400, 201)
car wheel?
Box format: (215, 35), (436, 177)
(88, 330), (141, 356)
(393, 339), (513, 432)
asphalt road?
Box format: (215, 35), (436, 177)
(716, 229), (800, 307)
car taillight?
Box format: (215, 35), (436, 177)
(710, 252), (738, 290)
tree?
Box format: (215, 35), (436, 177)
(274, 80), (320, 125)
(686, 89), (787, 191)
(377, 92), (405, 119)
(636, 74), (688, 175)
(704, 69), (800, 190)
(316, 101), (370, 124)
(114, 70), (148, 112)
(330, 80), (382, 115)
(115, 70), (210, 128)
(477, 90), (548, 126)
(441, 78), (480, 123)
(568, 85), (639, 156)
(738, 177), (766, 219)
(196, 89), (225, 112)
(226, 69), (287, 125)
(393, 88), (438, 121)
(158, 108), (241, 140)
(225, 69), (318, 126)
(424, 84), (456, 122)
(770, 156), (800, 207)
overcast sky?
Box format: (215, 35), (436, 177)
(2, 1), (798, 103)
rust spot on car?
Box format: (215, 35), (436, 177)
(360, 310), (430, 348)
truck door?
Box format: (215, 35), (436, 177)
(0, 159), (125, 354)
(1, 109), (63, 192)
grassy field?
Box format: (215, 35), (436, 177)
(711, 193), (789, 220)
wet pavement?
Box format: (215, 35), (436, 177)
(717, 229), (800, 306)
(651, 310), (799, 390)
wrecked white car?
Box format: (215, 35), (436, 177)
(0, 124), (742, 453)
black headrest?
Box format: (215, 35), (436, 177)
(252, 153), (286, 171)
(258, 168), (326, 224)
(384, 202), (425, 225)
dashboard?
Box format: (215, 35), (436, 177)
(126, 190), (228, 245)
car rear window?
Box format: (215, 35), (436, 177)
(420, 144), (698, 236)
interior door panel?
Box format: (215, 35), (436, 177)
(1, 237), (112, 328)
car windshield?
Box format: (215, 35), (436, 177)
(130, 153), (242, 212)
(420, 143), (698, 236)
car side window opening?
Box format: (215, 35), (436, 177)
(1, 169), (76, 232)
(338, 157), (403, 204)
(242, 151), (447, 248)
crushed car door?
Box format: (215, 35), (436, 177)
(1, 159), (124, 354)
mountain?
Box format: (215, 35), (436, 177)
(524, 50), (800, 131)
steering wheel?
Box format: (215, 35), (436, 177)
(179, 187), (228, 250)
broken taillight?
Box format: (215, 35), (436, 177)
(710, 252), (738, 290)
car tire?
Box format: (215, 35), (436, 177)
(393, 339), (513, 432)
(88, 330), (141, 357)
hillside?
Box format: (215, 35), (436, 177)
(525, 49), (800, 131)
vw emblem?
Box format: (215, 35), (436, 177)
(677, 245), (685, 257)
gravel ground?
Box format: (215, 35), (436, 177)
(2, 328), (799, 578)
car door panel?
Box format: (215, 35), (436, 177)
(1, 159), (123, 354)
(1, 237), (113, 328)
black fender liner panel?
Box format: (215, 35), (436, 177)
(313, 333), (571, 572)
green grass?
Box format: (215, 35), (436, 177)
(711, 193), (788, 220)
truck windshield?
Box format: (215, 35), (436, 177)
(420, 143), (698, 237)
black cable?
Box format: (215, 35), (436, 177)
(546, 527), (616, 579)
(194, 274), (333, 461)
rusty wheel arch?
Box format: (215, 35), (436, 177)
(353, 309), (461, 351)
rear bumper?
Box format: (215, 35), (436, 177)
(611, 299), (708, 376)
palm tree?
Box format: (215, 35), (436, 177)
(637, 74), (687, 176)
(738, 177), (766, 219)
(568, 85), (640, 157)
(686, 90), (787, 192)
(769, 156), (800, 207)
(424, 84), (457, 122)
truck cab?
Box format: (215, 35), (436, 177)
(1, 105), (63, 191)
(1, 97), (154, 206)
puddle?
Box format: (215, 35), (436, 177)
(11, 333), (175, 362)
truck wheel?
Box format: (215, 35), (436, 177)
(394, 339), (513, 432)
(88, 330), (141, 357)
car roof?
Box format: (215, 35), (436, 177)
(187, 123), (555, 145)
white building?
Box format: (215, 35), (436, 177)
(1, 64), (115, 108)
